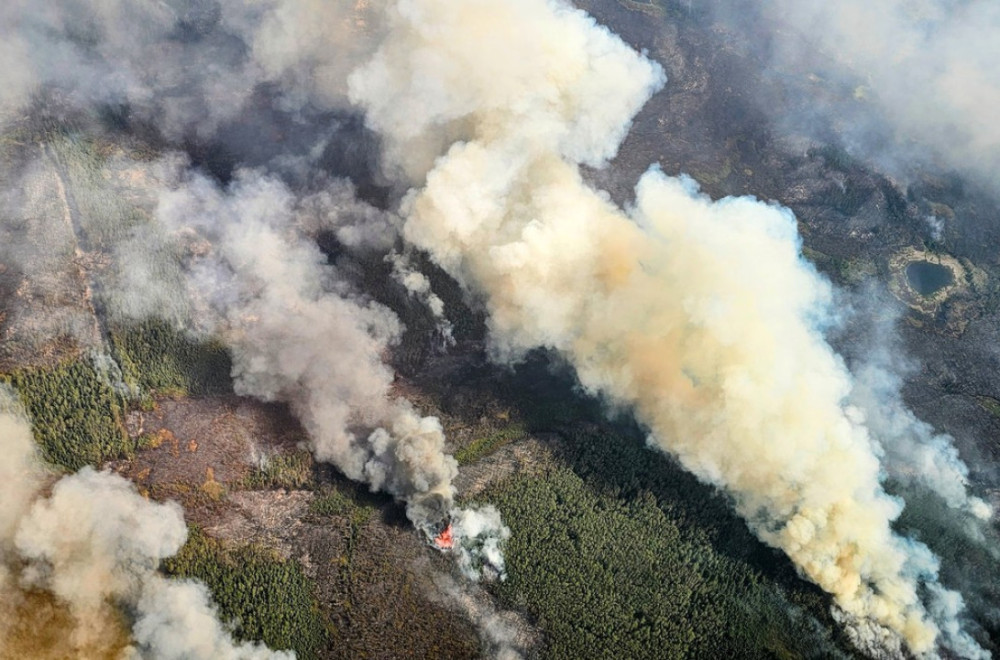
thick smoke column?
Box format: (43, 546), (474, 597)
(156, 169), (458, 524)
(3, 0), (992, 654)
(0, 386), (292, 659)
(0, 0), (505, 652)
(349, 0), (989, 655)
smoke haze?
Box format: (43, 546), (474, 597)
(3, 0), (512, 646)
(0, 0), (997, 657)
(710, 0), (1000, 189)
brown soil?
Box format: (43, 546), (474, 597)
(113, 396), (305, 521)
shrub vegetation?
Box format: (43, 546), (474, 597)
(111, 318), (233, 398)
(162, 527), (332, 659)
(1, 359), (130, 470)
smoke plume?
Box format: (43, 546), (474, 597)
(0, 386), (292, 659)
(2, 0), (995, 656)
(349, 0), (990, 655)
(2, 0), (511, 596)
(115, 160), (508, 570)
(429, 570), (535, 660)
(841, 289), (992, 519)
(388, 251), (456, 348)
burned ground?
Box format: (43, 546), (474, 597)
(109, 393), (496, 659)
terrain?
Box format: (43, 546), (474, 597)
(1, 0), (998, 659)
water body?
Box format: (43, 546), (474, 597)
(906, 260), (954, 296)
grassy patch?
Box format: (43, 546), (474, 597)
(1, 359), (130, 470)
(111, 318), (232, 399)
(454, 422), (526, 466)
(309, 486), (363, 517)
(243, 450), (315, 491)
(200, 466), (226, 500)
(162, 527), (332, 659)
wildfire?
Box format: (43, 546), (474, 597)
(432, 523), (454, 551)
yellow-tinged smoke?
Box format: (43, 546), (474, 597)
(0, 394), (127, 659)
(0, 388), (294, 659)
(0, 589), (132, 660)
(350, 0), (988, 656)
(0, 391), (132, 659)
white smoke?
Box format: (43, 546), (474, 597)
(151, 167), (459, 520)
(0, 150), (105, 362)
(925, 215), (946, 242)
(388, 251), (455, 348)
(713, 0), (1000, 187)
(843, 298), (993, 520)
(132, 579), (294, 660)
(349, 0), (988, 655)
(0, 387), (47, 550)
(2, 0), (515, 603)
(91, 350), (140, 399)
(0, 0), (388, 153)
(450, 506), (511, 582)
(0, 0), (251, 137)
(3, 0), (993, 655)
(430, 571), (533, 660)
(0, 385), (292, 659)
(242, 0), (387, 112)
(347, 0), (665, 181)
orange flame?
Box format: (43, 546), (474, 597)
(432, 523), (454, 550)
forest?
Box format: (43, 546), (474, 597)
(163, 526), (332, 659)
(1, 358), (130, 470)
(0, 318), (864, 658)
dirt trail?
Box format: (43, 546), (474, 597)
(41, 141), (112, 352)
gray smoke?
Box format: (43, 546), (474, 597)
(113, 161), (508, 567)
(0, 149), (104, 365)
(2, 0), (513, 634)
(842, 290), (991, 518)
(3, 0), (996, 656)
(0, 0), (383, 138)
(429, 570), (536, 660)
(388, 251), (456, 348)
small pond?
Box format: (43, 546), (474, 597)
(905, 260), (954, 296)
